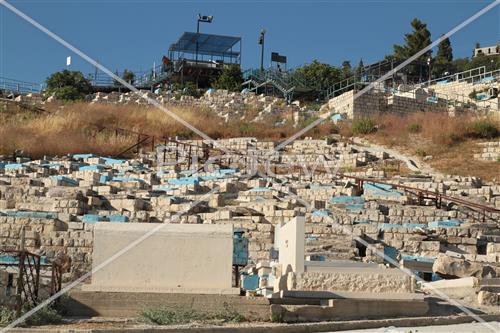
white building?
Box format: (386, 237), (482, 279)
(473, 43), (499, 57)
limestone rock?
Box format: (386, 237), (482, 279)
(432, 254), (495, 278)
(477, 290), (499, 306)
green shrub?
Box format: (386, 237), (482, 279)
(415, 149), (427, 157)
(212, 65), (243, 92)
(44, 70), (92, 101)
(0, 307), (15, 326)
(24, 306), (63, 326)
(352, 118), (377, 135)
(468, 120), (499, 139)
(140, 304), (244, 326)
(0, 304), (63, 327)
(239, 123), (253, 135)
(407, 123), (422, 133)
(468, 89), (477, 100)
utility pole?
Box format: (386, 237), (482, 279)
(427, 57), (432, 86)
(195, 14), (213, 63)
(259, 29), (266, 72)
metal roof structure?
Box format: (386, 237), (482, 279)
(169, 32), (241, 59)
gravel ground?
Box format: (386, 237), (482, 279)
(329, 321), (500, 333)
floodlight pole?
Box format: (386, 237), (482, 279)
(259, 29), (266, 72)
(196, 14), (213, 64)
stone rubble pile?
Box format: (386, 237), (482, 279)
(87, 89), (305, 125)
(474, 141), (500, 162)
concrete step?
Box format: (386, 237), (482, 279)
(67, 291), (269, 321)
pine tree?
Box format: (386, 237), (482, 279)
(436, 36), (453, 62)
(432, 35), (454, 77)
(355, 59), (364, 80)
(341, 60), (352, 79)
(391, 18), (432, 80)
(393, 18), (432, 59)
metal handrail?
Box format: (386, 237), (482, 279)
(0, 77), (42, 94)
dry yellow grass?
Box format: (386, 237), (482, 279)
(2, 103), (498, 181)
(0, 102), (326, 158)
(342, 112), (500, 181)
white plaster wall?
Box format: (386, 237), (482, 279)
(85, 223), (237, 294)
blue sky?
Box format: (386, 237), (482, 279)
(0, 0), (498, 84)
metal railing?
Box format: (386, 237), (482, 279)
(0, 77), (43, 94)
(88, 64), (172, 89)
(417, 66), (500, 88)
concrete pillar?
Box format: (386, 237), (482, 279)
(278, 216), (305, 273)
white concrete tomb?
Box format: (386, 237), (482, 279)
(83, 222), (238, 294)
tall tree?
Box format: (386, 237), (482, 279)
(390, 18), (432, 80)
(436, 35), (453, 62)
(432, 35), (454, 77)
(341, 60), (352, 79)
(355, 59), (364, 80)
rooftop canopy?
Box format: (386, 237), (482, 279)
(169, 32), (241, 58)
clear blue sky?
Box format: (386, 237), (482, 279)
(0, 0), (498, 84)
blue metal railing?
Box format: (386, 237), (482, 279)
(0, 77), (43, 94)
(87, 64), (172, 89)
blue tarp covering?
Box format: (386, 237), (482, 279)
(82, 214), (104, 223)
(108, 215), (129, 223)
(308, 255), (326, 261)
(100, 175), (111, 183)
(480, 76), (495, 83)
(79, 164), (105, 171)
(331, 114), (343, 122)
(401, 255), (436, 263)
(41, 163), (64, 167)
(214, 169), (238, 174)
(249, 187), (272, 192)
(102, 158), (126, 165)
(0, 255), (49, 265)
(331, 196), (365, 204)
(312, 210), (331, 217)
(428, 219), (463, 228)
(2, 211), (57, 219)
(364, 183), (402, 197)
(5, 164), (23, 169)
(111, 177), (144, 183)
(82, 214), (129, 223)
(168, 176), (200, 185)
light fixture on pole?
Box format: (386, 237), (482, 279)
(427, 57), (432, 85)
(259, 29), (266, 72)
(196, 14), (214, 63)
